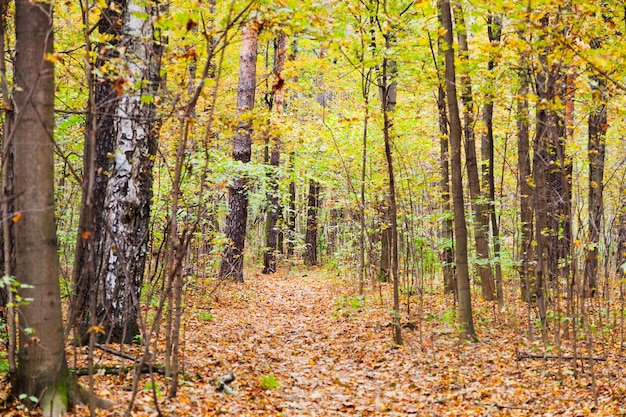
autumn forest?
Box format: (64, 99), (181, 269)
(1, 0), (626, 415)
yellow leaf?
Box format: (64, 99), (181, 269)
(11, 212), (21, 223)
(87, 325), (105, 335)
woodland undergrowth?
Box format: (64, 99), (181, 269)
(2, 266), (626, 416)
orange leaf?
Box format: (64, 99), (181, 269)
(11, 212), (21, 223)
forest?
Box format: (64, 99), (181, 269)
(1, 0), (626, 415)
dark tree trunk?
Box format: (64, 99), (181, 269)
(454, 4), (494, 301)
(379, 207), (391, 282)
(303, 180), (320, 266)
(72, 0), (124, 344)
(583, 39), (608, 298)
(517, 67), (533, 303)
(263, 33), (287, 274)
(435, 7), (455, 294)
(481, 13), (504, 308)
(219, 23), (259, 282)
(286, 166), (296, 258)
(440, 0), (476, 341)
(13, 0), (70, 409)
(380, 29), (402, 346)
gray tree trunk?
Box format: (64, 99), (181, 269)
(219, 23), (259, 281)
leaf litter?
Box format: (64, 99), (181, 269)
(4, 267), (626, 416)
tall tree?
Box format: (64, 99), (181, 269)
(263, 32), (287, 274)
(583, 38), (608, 298)
(453, 4), (495, 301)
(433, 5), (455, 294)
(481, 12), (503, 308)
(219, 22), (260, 281)
(96, 0), (162, 343)
(517, 60), (533, 303)
(13, 0), (70, 410)
(440, 0), (476, 341)
(71, 0), (124, 344)
(379, 25), (402, 345)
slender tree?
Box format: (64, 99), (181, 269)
(263, 32), (287, 274)
(440, 0), (476, 341)
(481, 12), (504, 308)
(453, 4), (495, 301)
(583, 38), (608, 298)
(432, 6), (455, 293)
(219, 22), (260, 281)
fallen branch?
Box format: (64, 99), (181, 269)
(481, 403), (534, 416)
(72, 364), (166, 377)
(516, 352), (606, 362)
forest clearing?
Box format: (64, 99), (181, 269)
(1, 0), (626, 416)
(7, 267), (626, 417)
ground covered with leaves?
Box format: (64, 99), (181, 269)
(4, 267), (626, 416)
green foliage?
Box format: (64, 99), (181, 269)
(196, 311), (214, 322)
(259, 374), (280, 390)
(144, 381), (163, 398)
(332, 295), (365, 318)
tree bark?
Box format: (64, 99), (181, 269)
(98, 0), (162, 344)
(440, 0), (476, 341)
(380, 29), (402, 346)
(263, 33), (287, 274)
(583, 39), (608, 298)
(453, 4), (494, 301)
(517, 66), (533, 303)
(72, 0), (124, 345)
(219, 23), (259, 282)
(435, 6), (455, 294)
(13, 1), (70, 410)
(303, 180), (320, 266)
(481, 13), (504, 308)
(286, 159), (296, 258)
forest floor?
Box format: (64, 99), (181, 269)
(4, 266), (626, 416)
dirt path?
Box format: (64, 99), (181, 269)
(71, 268), (622, 416)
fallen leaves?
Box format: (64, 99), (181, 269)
(3, 267), (626, 416)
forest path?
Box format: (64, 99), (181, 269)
(82, 267), (621, 416)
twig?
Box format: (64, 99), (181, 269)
(72, 364), (166, 376)
(481, 403), (534, 414)
(516, 352), (606, 361)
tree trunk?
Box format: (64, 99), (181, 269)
(380, 30), (402, 346)
(98, 0), (162, 344)
(286, 161), (296, 258)
(481, 13), (504, 308)
(219, 23), (259, 282)
(263, 33), (287, 274)
(435, 7), (455, 294)
(13, 1), (70, 410)
(72, 0), (124, 344)
(517, 67), (533, 303)
(303, 180), (320, 266)
(583, 39), (608, 298)
(440, 0), (476, 341)
(453, 4), (494, 301)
